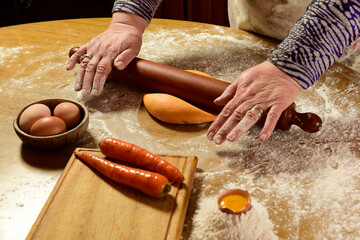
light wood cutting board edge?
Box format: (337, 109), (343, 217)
(163, 153), (198, 240)
(26, 148), (198, 240)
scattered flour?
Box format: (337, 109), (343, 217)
(0, 46), (24, 64)
(0, 173), (61, 240)
(141, 26), (273, 81)
(185, 195), (277, 240)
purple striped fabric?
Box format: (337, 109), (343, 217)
(268, 0), (360, 89)
(112, 0), (162, 22)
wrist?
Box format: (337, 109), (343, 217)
(265, 60), (302, 91)
(111, 11), (148, 33)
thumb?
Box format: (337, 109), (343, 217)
(114, 49), (137, 71)
(214, 80), (237, 105)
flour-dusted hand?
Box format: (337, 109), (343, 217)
(207, 61), (302, 144)
(66, 12), (148, 97)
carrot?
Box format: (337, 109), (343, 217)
(99, 138), (184, 182)
(74, 151), (171, 198)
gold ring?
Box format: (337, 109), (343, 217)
(250, 105), (264, 118)
(80, 54), (92, 62)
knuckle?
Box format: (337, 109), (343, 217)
(80, 60), (89, 68)
(85, 63), (96, 72)
(211, 117), (227, 131)
(266, 112), (279, 121)
(221, 107), (233, 117)
(246, 110), (259, 121)
(231, 110), (243, 121)
(96, 64), (108, 74)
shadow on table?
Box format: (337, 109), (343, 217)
(20, 131), (97, 169)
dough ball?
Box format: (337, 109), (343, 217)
(143, 93), (217, 124)
(143, 70), (217, 124)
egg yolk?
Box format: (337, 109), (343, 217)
(219, 194), (249, 212)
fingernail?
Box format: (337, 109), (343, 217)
(227, 132), (237, 142)
(75, 83), (81, 90)
(214, 135), (222, 144)
(116, 61), (125, 70)
(82, 88), (89, 97)
(259, 133), (268, 141)
(207, 131), (215, 140)
(90, 88), (98, 96)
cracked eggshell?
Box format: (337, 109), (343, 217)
(217, 189), (252, 215)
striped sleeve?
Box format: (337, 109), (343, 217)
(112, 0), (163, 22)
(268, 0), (360, 89)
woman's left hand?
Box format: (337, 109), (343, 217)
(207, 61), (302, 144)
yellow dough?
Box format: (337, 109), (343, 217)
(143, 70), (218, 124)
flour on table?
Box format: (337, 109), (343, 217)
(0, 46), (24, 65)
(185, 196), (277, 240)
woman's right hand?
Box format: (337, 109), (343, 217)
(66, 12), (148, 97)
(207, 61), (302, 144)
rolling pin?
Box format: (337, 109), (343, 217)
(69, 47), (322, 133)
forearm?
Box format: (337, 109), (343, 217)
(268, 0), (360, 89)
(112, 0), (163, 23)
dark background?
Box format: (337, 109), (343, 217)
(1, 0), (229, 28)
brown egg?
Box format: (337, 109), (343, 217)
(19, 103), (52, 133)
(30, 116), (67, 136)
(54, 102), (81, 128)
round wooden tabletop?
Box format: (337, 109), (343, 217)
(1, 18), (359, 239)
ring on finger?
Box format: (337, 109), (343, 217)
(250, 105), (264, 118)
(80, 54), (92, 63)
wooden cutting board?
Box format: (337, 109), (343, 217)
(26, 148), (198, 240)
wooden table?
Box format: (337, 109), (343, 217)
(1, 18), (359, 240)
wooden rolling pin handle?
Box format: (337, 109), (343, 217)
(274, 103), (322, 133)
(69, 46), (80, 59)
(69, 47), (322, 133)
